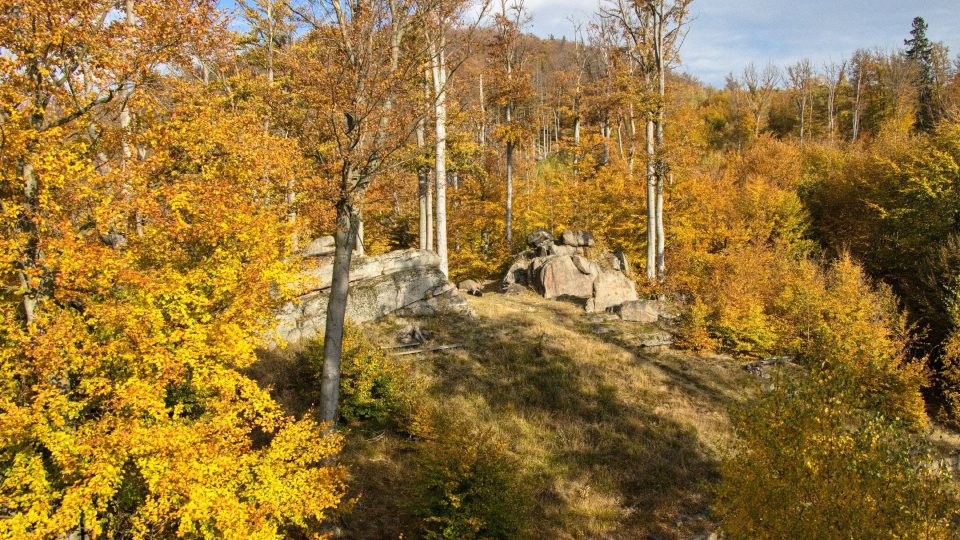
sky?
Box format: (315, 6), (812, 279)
(218, 0), (960, 88)
(518, 0), (960, 87)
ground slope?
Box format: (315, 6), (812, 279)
(339, 290), (760, 539)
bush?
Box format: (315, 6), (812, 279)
(412, 425), (530, 539)
(715, 373), (959, 539)
(778, 254), (929, 428)
(302, 325), (412, 426)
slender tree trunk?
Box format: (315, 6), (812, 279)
(798, 96), (807, 145)
(617, 119), (625, 161)
(479, 72), (486, 146)
(286, 178), (298, 253)
(416, 117), (430, 250)
(427, 174), (433, 251)
(601, 119), (610, 166)
(655, 171), (665, 279)
(852, 68), (862, 141)
(266, 0), (275, 85)
(827, 88), (836, 142)
(645, 118), (656, 281)
(320, 194), (361, 425)
(355, 217), (364, 256)
(19, 159), (38, 325)
(654, 8), (667, 280)
(430, 37), (449, 276)
(506, 139), (513, 246)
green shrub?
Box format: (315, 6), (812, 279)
(412, 426), (531, 539)
(715, 371), (959, 539)
(302, 325), (410, 425)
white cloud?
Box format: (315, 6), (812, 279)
(518, 0), (960, 86)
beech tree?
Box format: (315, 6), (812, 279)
(823, 60), (846, 142)
(0, 2), (347, 535)
(604, 0), (692, 281)
(489, 0), (531, 247)
(742, 62), (780, 139)
(788, 59), (814, 145)
(288, 0), (423, 424)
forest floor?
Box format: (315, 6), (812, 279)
(253, 287), (960, 539)
(338, 289), (763, 539)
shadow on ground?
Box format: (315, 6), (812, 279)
(251, 290), (758, 539)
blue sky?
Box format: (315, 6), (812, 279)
(520, 0), (960, 86)
(219, 0), (960, 87)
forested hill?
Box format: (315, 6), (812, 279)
(3, 1), (960, 538)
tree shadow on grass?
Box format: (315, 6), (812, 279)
(408, 302), (720, 539)
(249, 292), (727, 539)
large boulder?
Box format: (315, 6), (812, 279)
(586, 269), (639, 313)
(275, 249), (472, 345)
(526, 228), (556, 250)
(560, 230), (595, 247)
(536, 255), (595, 299)
(503, 229), (639, 314)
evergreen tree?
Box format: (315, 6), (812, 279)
(905, 16), (938, 131)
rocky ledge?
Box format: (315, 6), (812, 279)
(275, 240), (472, 345)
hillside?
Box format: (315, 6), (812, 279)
(256, 288), (769, 538)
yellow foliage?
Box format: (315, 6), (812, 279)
(0, 89), (346, 537)
(716, 375), (958, 539)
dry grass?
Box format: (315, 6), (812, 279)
(249, 288), (960, 539)
(337, 289), (759, 539)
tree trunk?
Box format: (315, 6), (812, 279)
(601, 119), (610, 166)
(852, 68), (862, 141)
(654, 10), (667, 281)
(287, 178), (298, 253)
(798, 96), (807, 145)
(430, 38), (449, 276)
(320, 195), (361, 425)
(506, 139), (513, 246)
(479, 72), (486, 146)
(573, 93), (581, 147)
(645, 118), (656, 282)
(416, 118), (430, 250)
(19, 159), (38, 325)
(655, 170), (665, 279)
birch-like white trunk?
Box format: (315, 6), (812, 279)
(430, 36), (449, 276)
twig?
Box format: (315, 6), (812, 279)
(391, 344), (463, 357)
(383, 342), (422, 350)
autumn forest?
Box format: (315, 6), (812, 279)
(4, 0), (960, 538)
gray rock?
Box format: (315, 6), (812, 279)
(274, 249), (471, 346)
(536, 256), (595, 299)
(560, 230), (595, 247)
(640, 330), (674, 347)
(503, 283), (526, 295)
(300, 249), (441, 294)
(615, 300), (659, 323)
(303, 236), (335, 257)
(526, 228), (556, 250)
(587, 269), (638, 313)
(571, 254), (599, 276)
(503, 255), (533, 287)
(458, 279), (483, 296)
(549, 244), (578, 256)
(615, 251), (630, 275)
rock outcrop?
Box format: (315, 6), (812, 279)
(275, 242), (472, 345)
(503, 229), (639, 313)
(614, 300), (660, 323)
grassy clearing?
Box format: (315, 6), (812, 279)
(335, 290), (760, 539)
(251, 289), (960, 538)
